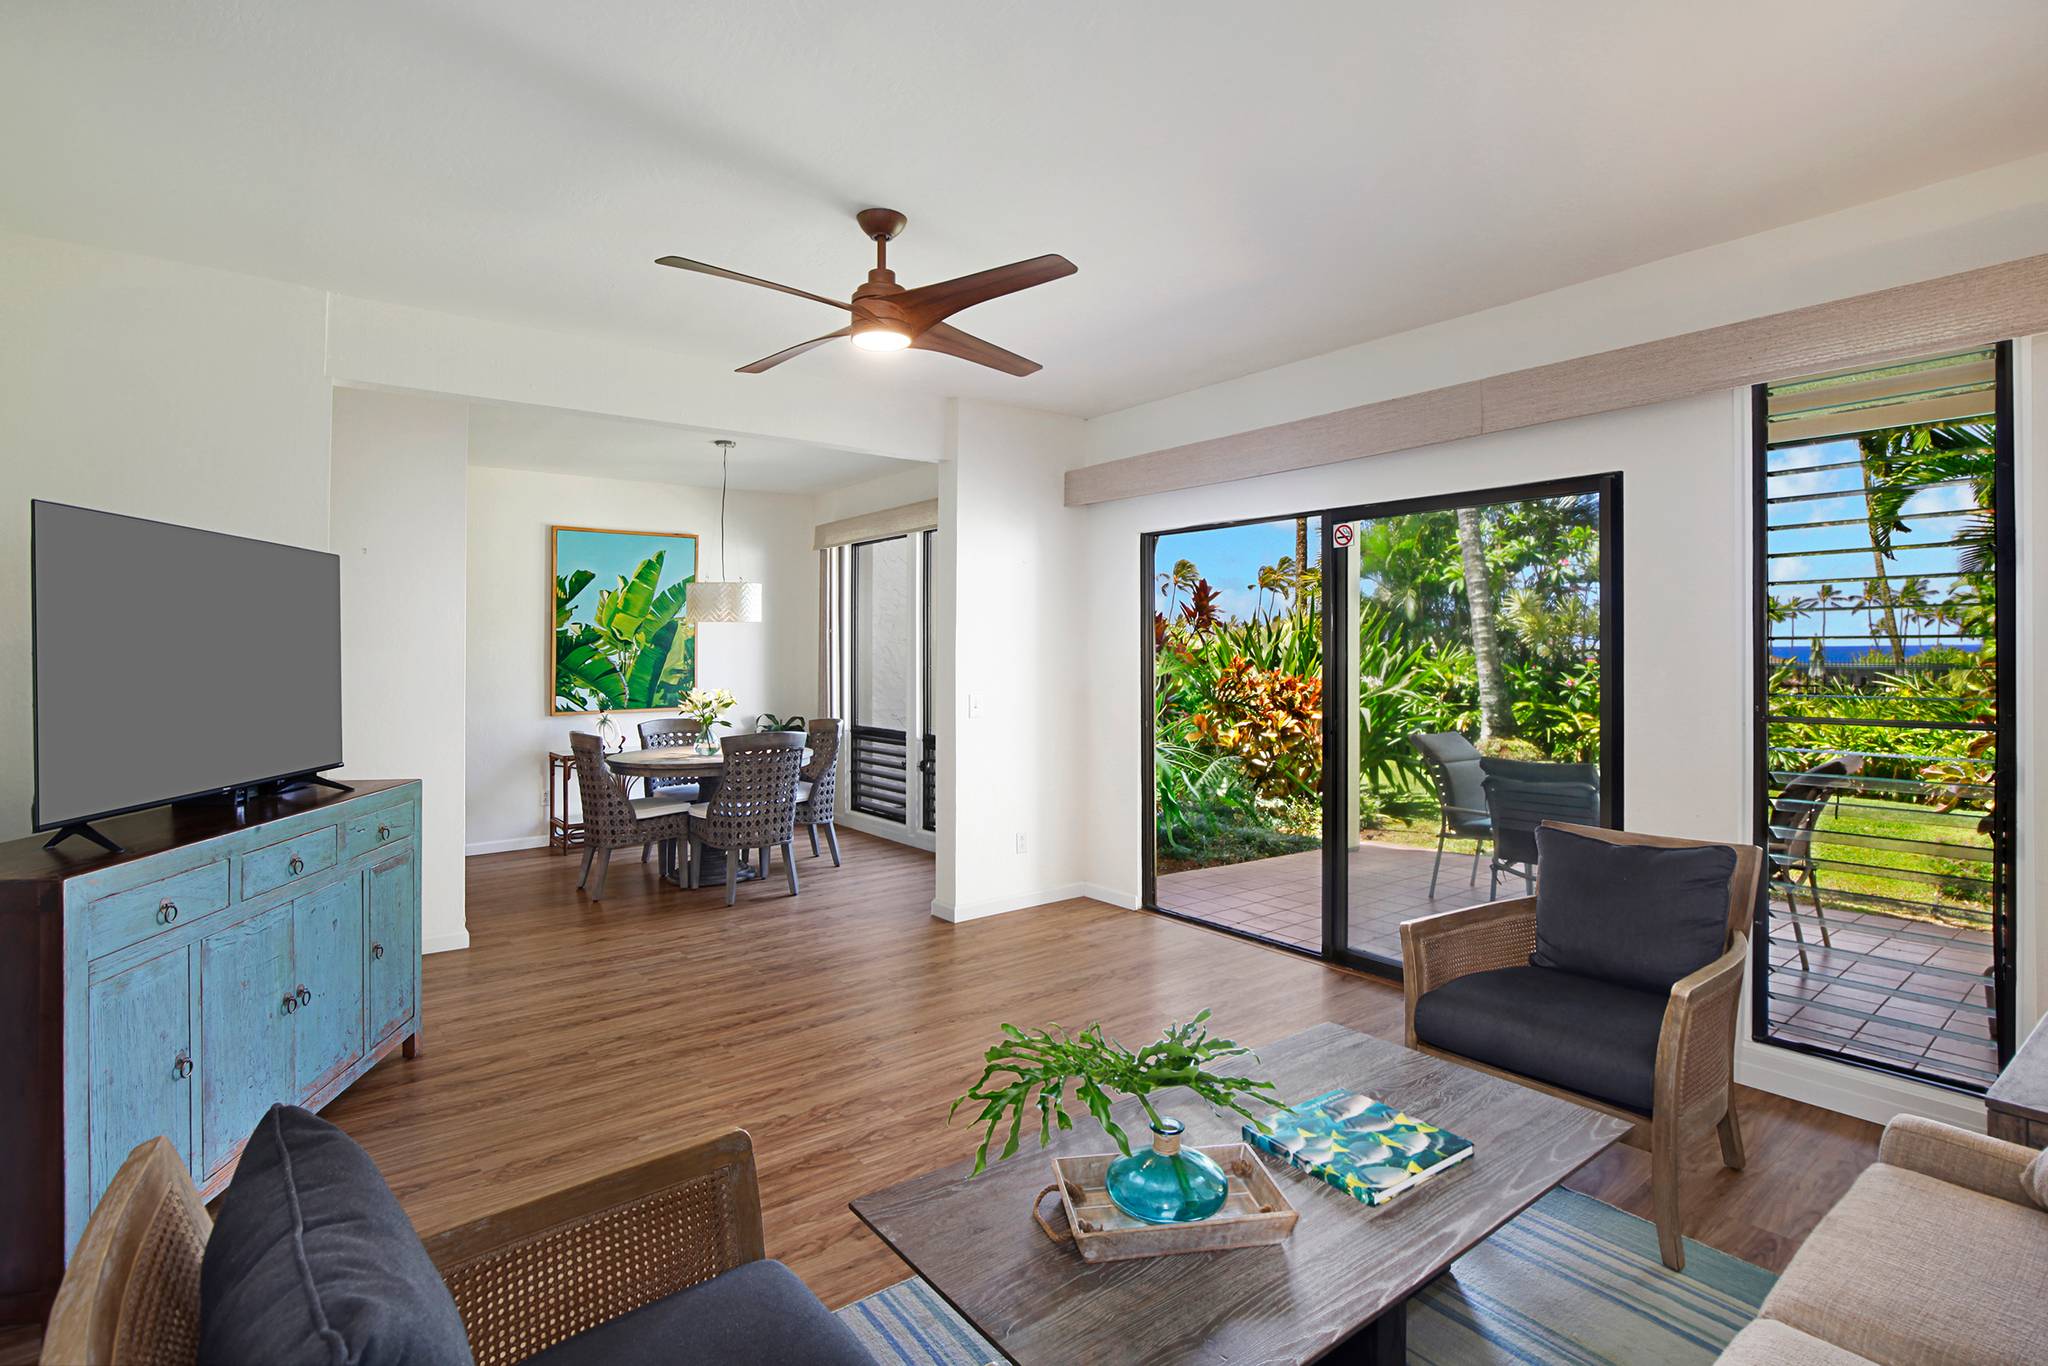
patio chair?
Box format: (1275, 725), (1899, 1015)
(1403, 822), (1762, 1271)
(1408, 731), (1493, 898)
(1765, 758), (1849, 971)
(1479, 757), (1601, 896)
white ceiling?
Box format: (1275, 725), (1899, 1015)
(5, 2), (2047, 419)
(464, 402), (910, 493)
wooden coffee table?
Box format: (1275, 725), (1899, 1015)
(852, 1022), (1630, 1364)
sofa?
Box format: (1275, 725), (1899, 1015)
(1718, 1115), (2048, 1364)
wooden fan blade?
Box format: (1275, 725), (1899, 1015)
(895, 254), (1076, 331)
(910, 322), (1041, 376)
(656, 256), (851, 312)
(736, 328), (851, 374)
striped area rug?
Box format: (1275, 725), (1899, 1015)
(835, 1188), (1773, 1364)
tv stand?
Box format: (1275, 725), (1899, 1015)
(40, 822), (125, 856)
(279, 774), (354, 796)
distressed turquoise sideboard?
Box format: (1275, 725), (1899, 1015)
(0, 780), (422, 1324)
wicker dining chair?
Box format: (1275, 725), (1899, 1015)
(686, 732), (804, 906)
(42, 1126), (771, 1366)
(636, 718), (706, 798)
(794, 718), (843, 866)
(568, 731), (694, 900)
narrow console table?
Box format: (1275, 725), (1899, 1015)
(0, 779), (423, 1324)
(1987, 1012), (2048, 1146)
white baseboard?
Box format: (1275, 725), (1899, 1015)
(423, 930), (470, 955)
(1734, 1039), (1985, 1132)
(931, 883), (1107, 922)
(466, 835), (549, 856)
(1079, 882), (1142, 910)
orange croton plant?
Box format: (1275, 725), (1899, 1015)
(1188, 656), (1323, 801)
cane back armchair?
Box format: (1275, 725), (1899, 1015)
(1399, 822), (1761, 1271)
(43, 1126), (768, 1366)
(568, 731), (695, 899)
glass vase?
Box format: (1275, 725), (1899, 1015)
(1103, 1117), (1228, 1224)
(692, 728), (719, 756)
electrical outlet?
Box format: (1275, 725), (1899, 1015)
(1015, 833), (1027, 854)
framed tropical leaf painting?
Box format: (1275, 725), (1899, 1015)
(551, 525), (699, 715)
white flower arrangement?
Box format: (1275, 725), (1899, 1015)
(679, 686), (738, 731)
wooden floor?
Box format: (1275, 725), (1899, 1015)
(1, 829), (1881, 1359)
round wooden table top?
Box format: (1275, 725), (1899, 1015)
(602, 748), (725, 777)
(603, 746), (811, 777)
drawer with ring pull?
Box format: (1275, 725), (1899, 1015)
(343, 802), (416, 861)
(88, 859), (229, 956)
(240, 826), (338, 900)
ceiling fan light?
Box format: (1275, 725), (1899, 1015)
(851, 324), (911, 352)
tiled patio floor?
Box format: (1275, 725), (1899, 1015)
(1158, 838), (1502, 961)
(1158, 843), (1998, 1088)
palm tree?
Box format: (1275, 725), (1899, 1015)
(1251, 564), (1288, 621)
(1454, 506), (1514, 742)
(1813, 582), (1843, 655)
(1895, 577), (1931, 655)
(1294, 517), (1310, 605)
(1157, 558), (1194, 615)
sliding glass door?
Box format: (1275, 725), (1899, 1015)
(1145, 515), (1326, 951)
(844, 533), (936, 843)
(1323, 477), (1621, 968)
(1142, 478), (1619, 971)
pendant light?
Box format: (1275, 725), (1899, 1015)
(685, 439), (763, 624)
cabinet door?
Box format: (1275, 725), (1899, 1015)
(199, 903), (296, 1177)
(293, 879), (365, 1093)
(87, 949), (194, 1209)
(367, 849), (416, 1043)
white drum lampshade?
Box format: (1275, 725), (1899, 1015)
(684, 580), (762, 624)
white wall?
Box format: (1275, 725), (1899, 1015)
(330, 388), (470, 953)
(0, 230), (331, 837)
(1080, 391), (1750, 909)
(935, 400), (1090, 919)
(1086, 152), (2048, 465)
(814, 462), (941, 526)
(464, 463), (817, 852)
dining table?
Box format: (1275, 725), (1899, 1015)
(602, 745), (809, 888)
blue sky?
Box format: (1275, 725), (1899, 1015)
(1155, 516), (1321, 621)
(555, 528), (697, 628)
(1765, 438), (1978, 658)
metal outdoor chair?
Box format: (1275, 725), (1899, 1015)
(1765, 758), (1850, 971)
(1479, 757), (1602, 896)
(1408, 731), (1493, 898)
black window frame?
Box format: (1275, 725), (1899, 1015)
(1747, 341), (2017, 1092)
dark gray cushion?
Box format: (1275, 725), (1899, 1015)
(525, 1260), (873, 1366)
(1529, 825), (1735, 992)
(200, 1105), (473, 1366)
(1413, 965), (1666, 1113)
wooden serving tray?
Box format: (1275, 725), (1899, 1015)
(1031, 1143), (1299, 1262)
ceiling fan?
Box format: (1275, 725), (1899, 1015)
(657, 208), (1075, 376)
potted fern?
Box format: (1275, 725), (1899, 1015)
(950, 1010), (1281, 1224)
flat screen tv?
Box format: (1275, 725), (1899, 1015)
(32, 501), (343, 846)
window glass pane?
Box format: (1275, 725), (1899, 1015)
(1339, 491), (1608, 962)
(1150, 516), (1325, 953)
(1756, 348), (2008, 1090)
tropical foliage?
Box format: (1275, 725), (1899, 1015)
(553, 549), (697, 712)
(1153, 497), (1602, 872)
(950, 1010), (1280, 1173)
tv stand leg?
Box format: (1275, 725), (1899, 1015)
(402, 1032), (421, 1060)
(302, 775), (354, 794)
(42, 823), (126, 856)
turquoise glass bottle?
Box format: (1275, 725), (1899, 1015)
(1103, 1117), (1229, 1223)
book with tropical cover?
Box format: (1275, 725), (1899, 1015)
(1243, 1090), (1474, 1206)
